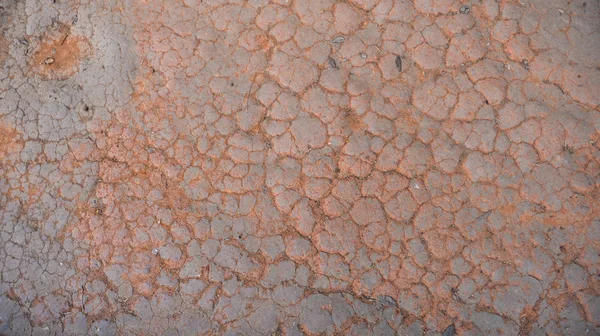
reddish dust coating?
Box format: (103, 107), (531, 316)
(28, 24), (91, 81)
(0, 0), (599, 335)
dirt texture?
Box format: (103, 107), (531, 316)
(0, 0), (599, 335)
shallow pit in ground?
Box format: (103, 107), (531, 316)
(28, 24), (91, 81)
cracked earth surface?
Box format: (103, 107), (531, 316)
(0, 0), (599, 335)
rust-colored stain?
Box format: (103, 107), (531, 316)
(0, 124), (22, 160)
(28, 25), (91, 80)
(344, 109), (365, 131)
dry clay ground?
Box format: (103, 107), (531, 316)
(0, 0), (599, 335)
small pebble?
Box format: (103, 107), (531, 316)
(44, 57), (55, 65)
(395, 55), (402, 72)
(521, 59), (530, 70)
(328, 57), (338, 69)
(360, 53), (367, 59)
(151, 248), (159, 255)
(332, 36), (345, 43)
(18, 38), (29, 46)
(459, 5), (470, 14)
